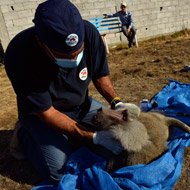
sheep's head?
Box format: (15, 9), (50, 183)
(91, 106), (129, 130)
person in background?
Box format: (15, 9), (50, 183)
(4, 0), (125, 184)
(106, 2), (136, 48)
(0, 41), (4, 67)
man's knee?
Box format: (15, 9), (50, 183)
(122, 26), (128, 36)
(18, 126), (72, 183)
(43, 148), (71, 183)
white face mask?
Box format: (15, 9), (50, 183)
(55, 49), (84, 68)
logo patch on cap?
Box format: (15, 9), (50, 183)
(65, 33), (78, 47)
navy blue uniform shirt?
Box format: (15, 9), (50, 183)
(5, 20), (109, 118)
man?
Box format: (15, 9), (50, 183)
(106, 2), (136, 48)
(5, 0), (124, 184)
(0, 41), (4, 67)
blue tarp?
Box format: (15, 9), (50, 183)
(32, 80), (190, 190)
(149, 79), (190, 125)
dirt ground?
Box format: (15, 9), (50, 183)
(1, 30), (190, 190)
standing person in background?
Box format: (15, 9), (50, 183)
(5, 0), (125, 184)
(106, 2), (136, 48)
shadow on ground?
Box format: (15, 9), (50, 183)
(0, 130), (42, 187)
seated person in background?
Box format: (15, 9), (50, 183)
(105, 2), (136, 48)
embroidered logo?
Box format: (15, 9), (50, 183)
(79, 67), (88, 80)
(65, 34), (78, 47)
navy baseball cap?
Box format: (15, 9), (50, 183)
(33, 0), (84, 53)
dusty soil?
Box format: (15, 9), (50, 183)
(1, 30), (190, 190)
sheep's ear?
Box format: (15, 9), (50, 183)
(101, 107), (129, 122)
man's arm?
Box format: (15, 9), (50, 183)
(104, 11), (119, 18)
(37, 105), (123, 154)
(128, 11), (134, 29)
(37, 106), (94, 142)
(93, 75), (118, 104)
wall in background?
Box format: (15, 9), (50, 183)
(0, 0), (190, 50)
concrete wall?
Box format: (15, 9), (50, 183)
(0, 0), (190, 51)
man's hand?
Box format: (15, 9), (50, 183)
(103, 14), (108, 18)
(128, 28), (131, 34)
(93, 131), (123, 154)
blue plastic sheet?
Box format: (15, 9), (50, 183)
(32, 80), (190, 190)
(149, 79), (190, 125)
(32, 131), (190, 190)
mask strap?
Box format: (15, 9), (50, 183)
(43, 44), (57, 61)
(42, 42), (83, 63)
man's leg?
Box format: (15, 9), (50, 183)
(121, 25), (129, 38)
(122, 25), (131, 48)
(130, 26), (137, 46)
(17, 116), (72, 184)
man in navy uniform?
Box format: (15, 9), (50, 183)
(5, 0), (124, 183)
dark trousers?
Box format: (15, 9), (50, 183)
(122, 25), (136, 47)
